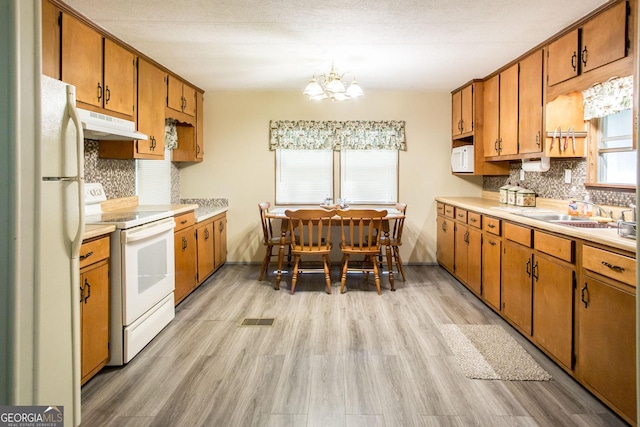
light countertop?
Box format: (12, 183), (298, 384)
(436, 196), (636, 254)
(83, 223), (116, 240)
(195, 206), (228, 223)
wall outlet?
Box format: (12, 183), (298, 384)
(564, 169), (572, 183)
(519, 168), (525, 181)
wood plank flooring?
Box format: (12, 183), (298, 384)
(81, 265), (630, 426)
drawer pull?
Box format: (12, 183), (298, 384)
(180, 219), (188, 225)
(601, 261), (624, 273)
(80, 251), (94, 260)
(487, 223), (496, 229)
(470, 218), (477, 223)
(458, 213), (464, 218)
(488, 240), (496, 246)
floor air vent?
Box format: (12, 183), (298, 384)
(240, 318), (276, 326)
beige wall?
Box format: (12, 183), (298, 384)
(179, 90), (483, 264)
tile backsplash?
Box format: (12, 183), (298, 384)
(483, 158), (636, 207)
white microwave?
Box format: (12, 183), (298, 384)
(451, 145), (474, 173)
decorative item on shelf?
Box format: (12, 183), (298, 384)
(303, 63), (364, 101)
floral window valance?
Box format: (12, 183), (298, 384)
(269, 120), (406, 151)
(582, 75), (633, 120)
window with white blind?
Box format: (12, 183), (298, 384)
(340, 149), (398, 204)
(275, 149), (333, 204)
(136, 148), (172, 204)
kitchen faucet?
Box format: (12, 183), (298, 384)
(618, 203), (636, 222)
(573, 200), (613, 219)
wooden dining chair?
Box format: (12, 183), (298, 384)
(285, 209), (336, 294)
(258, 202), (291, 281)
(379, 203), (407, 283)
(337, 209), (387, 295)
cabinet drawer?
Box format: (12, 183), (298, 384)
(174, 211), (196, 232)
(504, 222), (532, 247)
(436, 203), (445, 216)
(455, 208), (468, 223)
(80, 236), (110, 269)
(444, 204), (455, 219)
(483, 217), (501, 236)
(534, 231), (573, 263)
(467, 212), (482, 229)
(582, 245), (636, 287)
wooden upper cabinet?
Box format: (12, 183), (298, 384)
(581, 1), (628, 73)
(167, 75), (197, 117)
(518, 50), (544, 155)
(61, 13), (134, 118)
(483, 65), (517, 157)
(136, 58), (166, 158)
(42, 0), (61, 79)
(452, 84), (474, 137)
(499, 64), (519, 156)
(547, 29), (579, 86)
(103, 39), (134, 116)
(61, 13), (103, 109)
(548, 1), (629, 87)
(483, 74), (499, 157)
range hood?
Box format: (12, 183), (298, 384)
(77, 108), (148, 141)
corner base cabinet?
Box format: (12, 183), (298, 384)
(79, 235), (110, 385)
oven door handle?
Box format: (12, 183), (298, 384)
(125, 219), (175, 243)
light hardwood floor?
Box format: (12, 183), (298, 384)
(81, 264), (630, 426)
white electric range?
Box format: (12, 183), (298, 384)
(84, 183), (176, 365)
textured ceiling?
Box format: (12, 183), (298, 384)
(62, 0), (610, 92)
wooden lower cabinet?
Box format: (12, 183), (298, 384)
(196, 220), (215, 285)
(80, 236), (110, 385)
(454, 222), (482, 295)
(196, 212), (227, 285)
(481, 233), (501, 310)
(174, 211), (197, 305)
(501, 240), (533, 335)
(578, 277), (636, 424)
(532, 255), (574, 369)
(213, 213), (227, 269)
(436, 215), (455, 274)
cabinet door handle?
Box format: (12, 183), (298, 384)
(80, 251), (94, 261)
(532, 261), (539, 281)
(441, 221), (447, 232)
(498, 138), (502, 153)
(487, 240), (496, 246)
(182, 236), (188, 251)
(535, 131), (540, 147)
(80, 285), (84, 302)
(105, 86), (111, 104)
(196, 144), (201, 154)
(464, 231), (469, 244)
(525, 258), (531, 277)
(494, 139), (499, 153)
(83, 279), (91, 303)
(97, 83), (103, 101)
(601, 261), (625, 273)
(571, 51), (577, 71)
(581, 46), (588, 66)
(581, 283), (589, 308)
(219, 222), (224, 232)
(204, 228), (210, 240)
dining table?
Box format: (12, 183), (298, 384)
(265, 206), (405, 292)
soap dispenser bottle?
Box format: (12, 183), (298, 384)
(567, 187), (579, 216)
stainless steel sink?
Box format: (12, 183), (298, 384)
(514, 212), (586, 221)
(514, 212), (617, 229)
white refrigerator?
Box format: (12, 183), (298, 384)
(37, 75), (85, 426)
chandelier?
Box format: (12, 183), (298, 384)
(303, 63), (364, 101)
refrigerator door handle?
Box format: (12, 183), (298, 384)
(66, 85), (85, 259)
